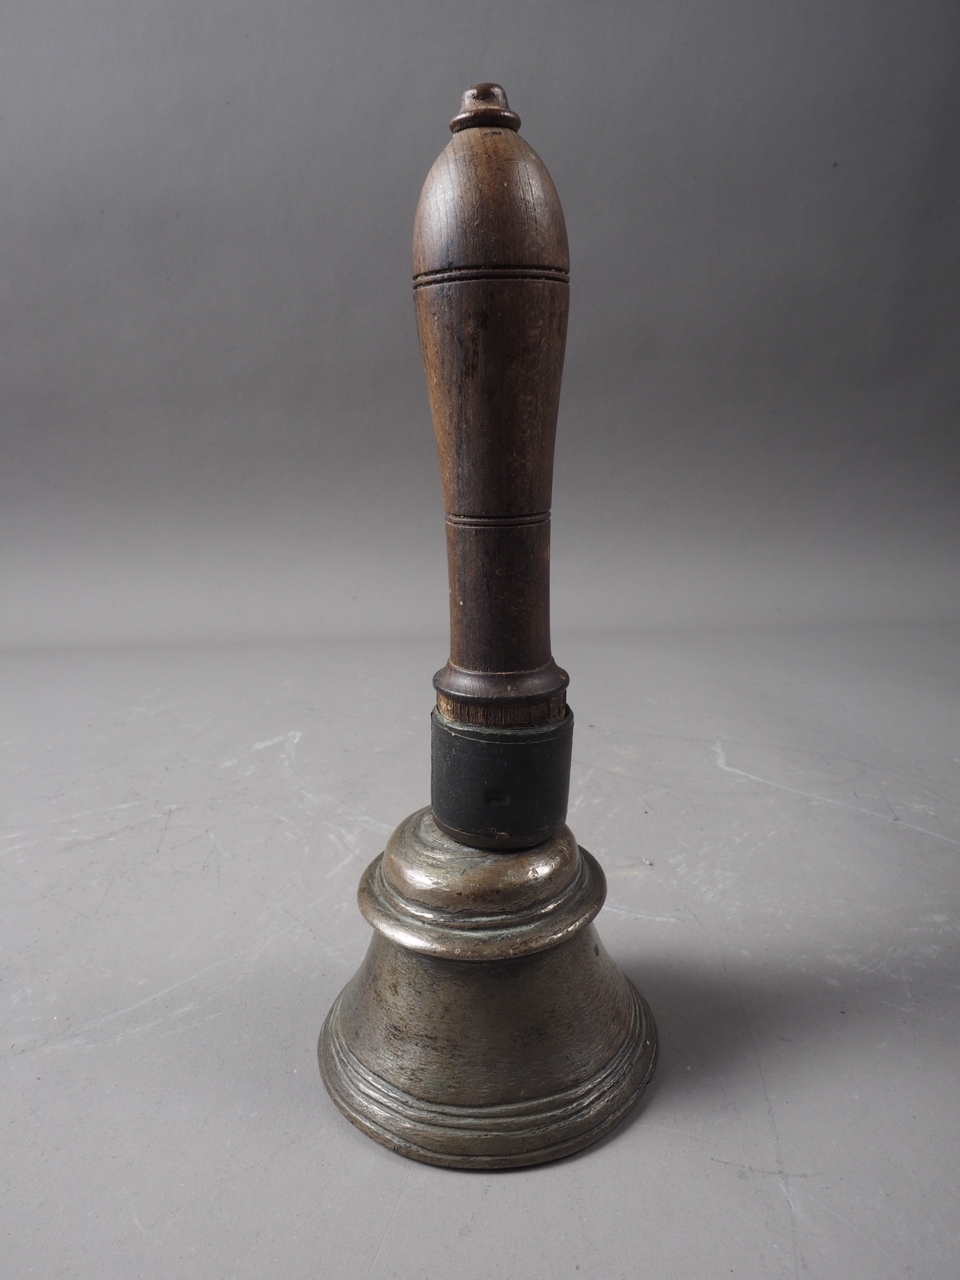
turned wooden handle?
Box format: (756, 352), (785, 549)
(413, 84), (570, 730)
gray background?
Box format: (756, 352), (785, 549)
(3, 0), (958, 646)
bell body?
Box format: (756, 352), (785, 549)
(320, 811), (656, 1168)
(319, 86), (657, 1167)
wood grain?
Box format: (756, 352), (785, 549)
(413, 88), (570, 727)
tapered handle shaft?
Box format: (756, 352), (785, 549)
(413, 85), (573, 849)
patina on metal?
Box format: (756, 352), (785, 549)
(319, 84), (658, 1168)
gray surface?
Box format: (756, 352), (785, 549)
(3, 623), (958, 1277)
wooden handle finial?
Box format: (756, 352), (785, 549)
(414, 86), (573, 848)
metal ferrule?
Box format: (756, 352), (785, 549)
(430, 707), (574, 850)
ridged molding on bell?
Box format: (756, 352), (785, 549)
(319, 809), (658, 1168)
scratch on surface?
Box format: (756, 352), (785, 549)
(643, 1121), (711, 1142)
(0, 862), (90, 918)
(325, 849), (359, 880)
(11, 908), (328, 1058)
(721, 955), (802, 1280)
(134, 1216), (162, 1245)
(363, 1166), (413, 1280)
(155, 806), (175, 856)
(97, 930), (303, 1028)
(54, 812), (173, 847)
(64, 800), (142, 821)
(711, 1157), (818, 1178)
(605, 904), (686, 924)
(300, 789), (392, 836)
(567, 768), (595, 815)
(804, 1192), (895, 1260)
(252, 730), (301, 754)
(712, 741), (960, 847)
(683, 905), (722, 944)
